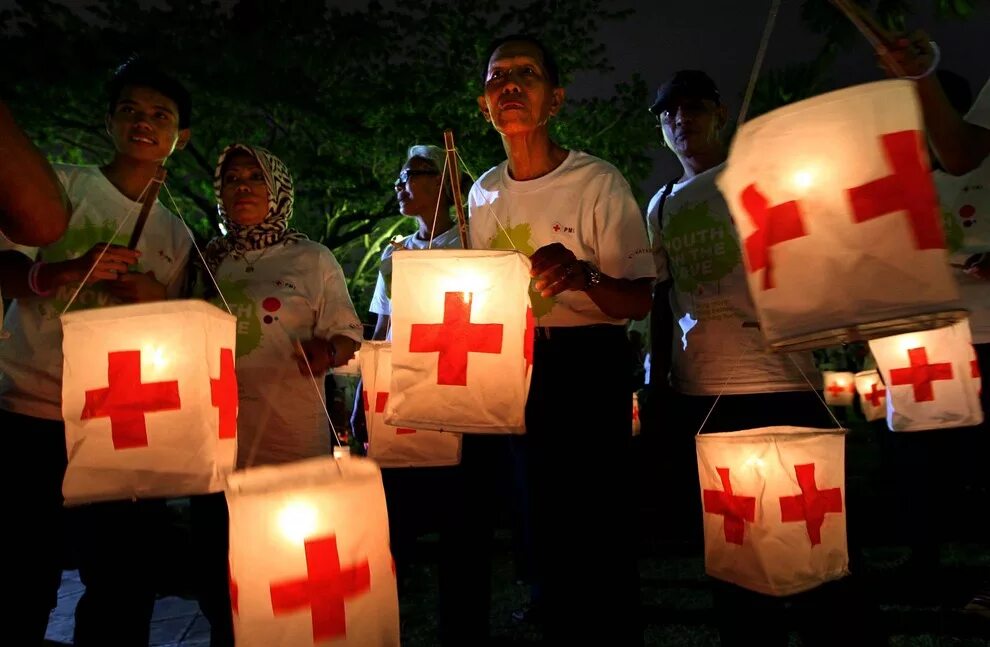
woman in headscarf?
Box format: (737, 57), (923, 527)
(192, 143), (363, 645)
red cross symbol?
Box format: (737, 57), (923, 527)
(524, 306), (535, 371)
(825, 381), (852, 398)
(211, 348), (237, 439)
(269, 534), (371, 642)
(889, 347), (953, 402)
(375, 392), (415, 435)
(552, 223), (561, 232)
(848, 130), (943, 250)
(740, 184), (807, 290)
(779, 463), (843, 545)
(81, 350), (181, 450)
(863, 382), (886, 407)
(703, 467), (756, 545)
(409, 291), (503, 386)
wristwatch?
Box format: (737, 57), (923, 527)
(579, 260), (602, 291)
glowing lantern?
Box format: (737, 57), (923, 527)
(822, 371), (856, 407)
(854, 370), (886, 422)
(359, 341), (461, 467)
(60, 300), (237, 505)
(717, 80), (963, 351)
(696, 427), (848, 596)
(387, 249), (533, 434)
(868, 319), (983, 431)
(226, 456), (399, 646)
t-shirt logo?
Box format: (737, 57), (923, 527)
(487, 223), (555, 318)
(551, 222), (574, 234)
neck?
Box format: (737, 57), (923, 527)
(501, 130), (567, 181)
(414, 211), (456, 240)
(101, 155), (166, 202)
(676, 147), (726, 182)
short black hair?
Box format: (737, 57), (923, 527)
(107, 57), (192, 128)
(481, 34), (560, 87)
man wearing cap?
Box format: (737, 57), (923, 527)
(646, 71), (840, 645)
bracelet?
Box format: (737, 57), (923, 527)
(27, 261), (54, 297)
(902, 41), (940, 81)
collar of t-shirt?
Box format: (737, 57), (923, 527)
(403, 225), (460, 250)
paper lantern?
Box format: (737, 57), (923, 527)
(61, 300), (237, 505)
(333, 348), (362, 377)
(226, 456), (399, 647)
(387, 249), (533, 434)
(822, 371), (856, 407)
(359, 341), (461, 468)
(696, 427), (848, 596)
(854, 369), (886, 422)
(868, 319), (983, 431)
(717, 80), (963, 351)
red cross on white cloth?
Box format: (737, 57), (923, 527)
(81, 350), (181, 450)
(847, 130), (943, 250)
(409, 291), (504, 386)
(826, 382), (852, 398)
(740, 184), (807, 290)
(778, 463), (843, 545)
(365, 390), (415, 435)
(703, 467), (756, 545)
(269, 534), (371, 642)
(863, 382), (886, 407)
(889, 347), (954, 402)
(211, 348), (237, 439)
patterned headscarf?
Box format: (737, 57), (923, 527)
(203, 143), (308, 273)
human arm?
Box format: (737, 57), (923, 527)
(298, 246), (364, 376)
(371, 314), (390, 341)
(0, 243), (138, 299)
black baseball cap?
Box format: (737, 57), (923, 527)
(649, 70), (721, 115)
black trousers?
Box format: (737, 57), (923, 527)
(190, 492), (234, 647)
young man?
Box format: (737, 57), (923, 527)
(0, 58), (192, 646)
(469, 34), (654, 646)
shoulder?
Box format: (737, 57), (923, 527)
(50, 163), (97, 191)
(471, 163), (506, 196)
(566, 152), (634, 194)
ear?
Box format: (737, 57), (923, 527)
(104, 113), (113, 137)
(175, 128), (192, 151)
(477, 95), (491, 122)
(715, 104), (729, 130)
(549, 87), (565, 116)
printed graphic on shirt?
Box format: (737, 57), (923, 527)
(941, 205), (965, 253)
(488, 222), (554, 318)
(215, 279), (263, 358)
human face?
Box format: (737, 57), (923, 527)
(657, 96), (725, 158)
(477, 40), (564, 136)
(220, 152), (269, 227)
(105, 85), (190, 162)
(394, 157), (443, 218)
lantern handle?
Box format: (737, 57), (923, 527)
(127, 166), (167, 250)
(828, 0), (907, 77)
(443, 129), (471, 250)
(738, 0), (782, 126)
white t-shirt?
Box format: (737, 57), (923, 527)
(647, 163), (818, 395)
(468, 150), (655, 327)
(0, 164), (191, 420)
(207, 239), (363, 468)
(368, 225), (462, 316)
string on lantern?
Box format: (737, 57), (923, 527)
(427, 152), (451, 250)
(444, 129), (470, 250)
(828, 0), (907, 78)
(737, 0), (782, 126)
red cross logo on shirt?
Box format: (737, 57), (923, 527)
(847, 130), (943, 250)
(409, 291), (503, 386)
(740, 184), (807, 290)
(889, 347), (953, 402)
(211, 348), (238, 439)
(779, 463), (843, 545)
(703, 467), (756, 545)
(863, 382), (886, 407)
(375, 392), (415, 435)
(81, 350), (181, 450)
(269, 534), (371, 642)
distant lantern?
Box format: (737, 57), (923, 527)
(61, 300), (237, 505)
(387, 249), (533, 434)
(359, 341), (461, 468)
(226, 456), (399, 646)
(717, 80), (963, 351)
(822, 371), (856, 407)
(696, 427), (848, 596)
(868, 319), (983, 431)
(854, 370), (887, 422)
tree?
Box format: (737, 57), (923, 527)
(0, 0), (653, 316)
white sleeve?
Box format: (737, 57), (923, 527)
(368, 271), (390, 316)
(965, 78), (990, 129)
(314, 247), (364, 344)
(593, 171), (656, 281)
(645, 189), (670, 283)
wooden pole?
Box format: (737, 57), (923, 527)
(443, 129), (470, 250)
(828, 0), (905, 77)
(127, 166), (167, 250)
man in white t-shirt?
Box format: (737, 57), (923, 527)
(468, 35), (654, 647)
(0, 59), (193, 645)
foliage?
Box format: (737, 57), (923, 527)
(0, 0), (652, 316)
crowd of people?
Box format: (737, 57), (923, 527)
(0, 24), (987, 647)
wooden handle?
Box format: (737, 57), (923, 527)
(127, 166), (167, 250)
(828, 0), (904, 76)
(443, 129), (470, 250)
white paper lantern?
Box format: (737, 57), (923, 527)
(60, 299), (237, 505)
(387, 249), (533, 434)
(226, 456), (399, 647)
(822, 371), (856, 407)
(868, 319), (983, 431)
(854, 369), (887, 422)
(717, 80), (963, 351)
(696, 427), (848, 596)
(359, 341), (461, 468)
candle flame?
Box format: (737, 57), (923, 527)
(277, 501), (318, 545)
(792, 169), (815, 191)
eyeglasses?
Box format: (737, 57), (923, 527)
(394, 168), (440, 188)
